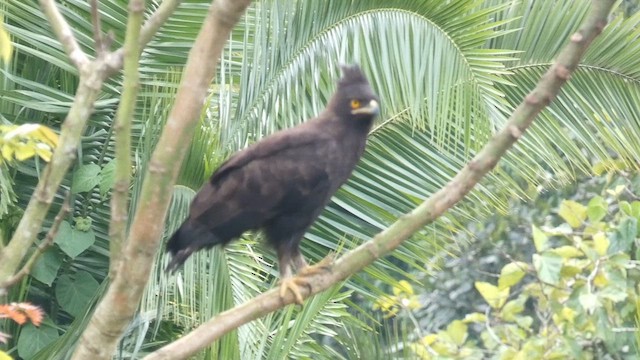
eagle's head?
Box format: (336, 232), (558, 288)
(330, 64), (380, 122)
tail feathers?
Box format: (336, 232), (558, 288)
(165, 221), (224, 273)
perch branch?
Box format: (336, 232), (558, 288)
(71, 0), (253, 359)
(142, 0), (615, 359)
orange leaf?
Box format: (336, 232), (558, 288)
(0, 303), (44, 326)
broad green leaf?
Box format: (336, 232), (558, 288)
(532, 225), (548, 252)
(619, 201), (632, 216)
(578, 293), (600, 314)
(514, 315), (533, 330)
(599, 286), (627, 303)
(17, 323), (59, 359)
(558, 200), (587, 229)
(586, 196), (607, 222)
(631, 201), (640, 219)
(30, 249), (63, 286)
(71, 164), (101, 194)
(475, 282), (509, 309)
(609, 217), (637, 253)
(593, 232), (609, 256)
(446, 320), (467, 346)
(500, 296), (526, 321)
(498, 261), (527, 289)
(55, 271), (99, 318)
(54, 221), (95, 258)
(533, 252), (563, 285)
(99, 160), (116, 196)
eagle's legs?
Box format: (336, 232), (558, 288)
(278, 253), (309, 304)
(277, 247), (335, 304)
(294, 252), (334, 277)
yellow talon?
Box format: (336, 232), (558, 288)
(298, 254), (335, 277)
(279, 276), (311, 304)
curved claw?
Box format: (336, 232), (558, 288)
(279, 277), (311, 304)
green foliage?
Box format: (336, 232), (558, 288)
(30, 249), (63, 286)
(55, 271), (99, 318)
(53, 220), (95, 259)
(408, 187), (640, 359)
(16, 322), (59, 360)
(3, 0), (640, 358)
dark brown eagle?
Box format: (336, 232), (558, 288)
(166, 65), (379, 303)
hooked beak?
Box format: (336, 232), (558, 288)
(351, 99), (380, 115)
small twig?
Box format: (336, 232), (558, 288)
(484, 308), (503, 346)
(611, 327), (639, 332)
(0, 193), (71, 291)
(90, 0), (104, 55)
(107, 0), (184, 74)
(38, 0), (89, 68)
(585, 256), (609, 293)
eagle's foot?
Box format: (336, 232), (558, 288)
(279, 276), (310, 305)
(298, 253), (335, 277)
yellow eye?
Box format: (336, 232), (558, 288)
(350, 99), (361, 109)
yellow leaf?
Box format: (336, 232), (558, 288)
(594, 272), (608, 288)
(1, 144), (14, 161)
(446, 320), (467, 346)
(462, 312), (487, 324)
(0, 350), (13, 360)
(35, 125), (59, 147)
(35, 145), (53, 162)
(593, 232), (609, 256)
(14, 143), (35, 161)
(561, 307), (576, 323)
(558, 200), (587, 228)
(393, 280), (414, 296)
(0, 21), (12, 64)
(498, 262), (527, 289)
(532, 225), (548, 252)
(475, 281), (509, 309)
(421, 334), (438, 346)
(552, 245), (583, 258)
(606, 184), (626, 197)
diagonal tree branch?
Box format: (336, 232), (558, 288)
(71, 0), (253, 359)
(142, 0), (615, 359)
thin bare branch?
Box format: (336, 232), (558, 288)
(108, 0), (146, 278)
(142, 1), (615, 358)
(0, 193), (70, 292)
(106, 0), (183, 74)
(71, 0), (252, 358)
(90, 0), (104, 55)
(38, 0), (88, 68)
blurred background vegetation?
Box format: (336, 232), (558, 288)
(1, 0), (640, 359)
